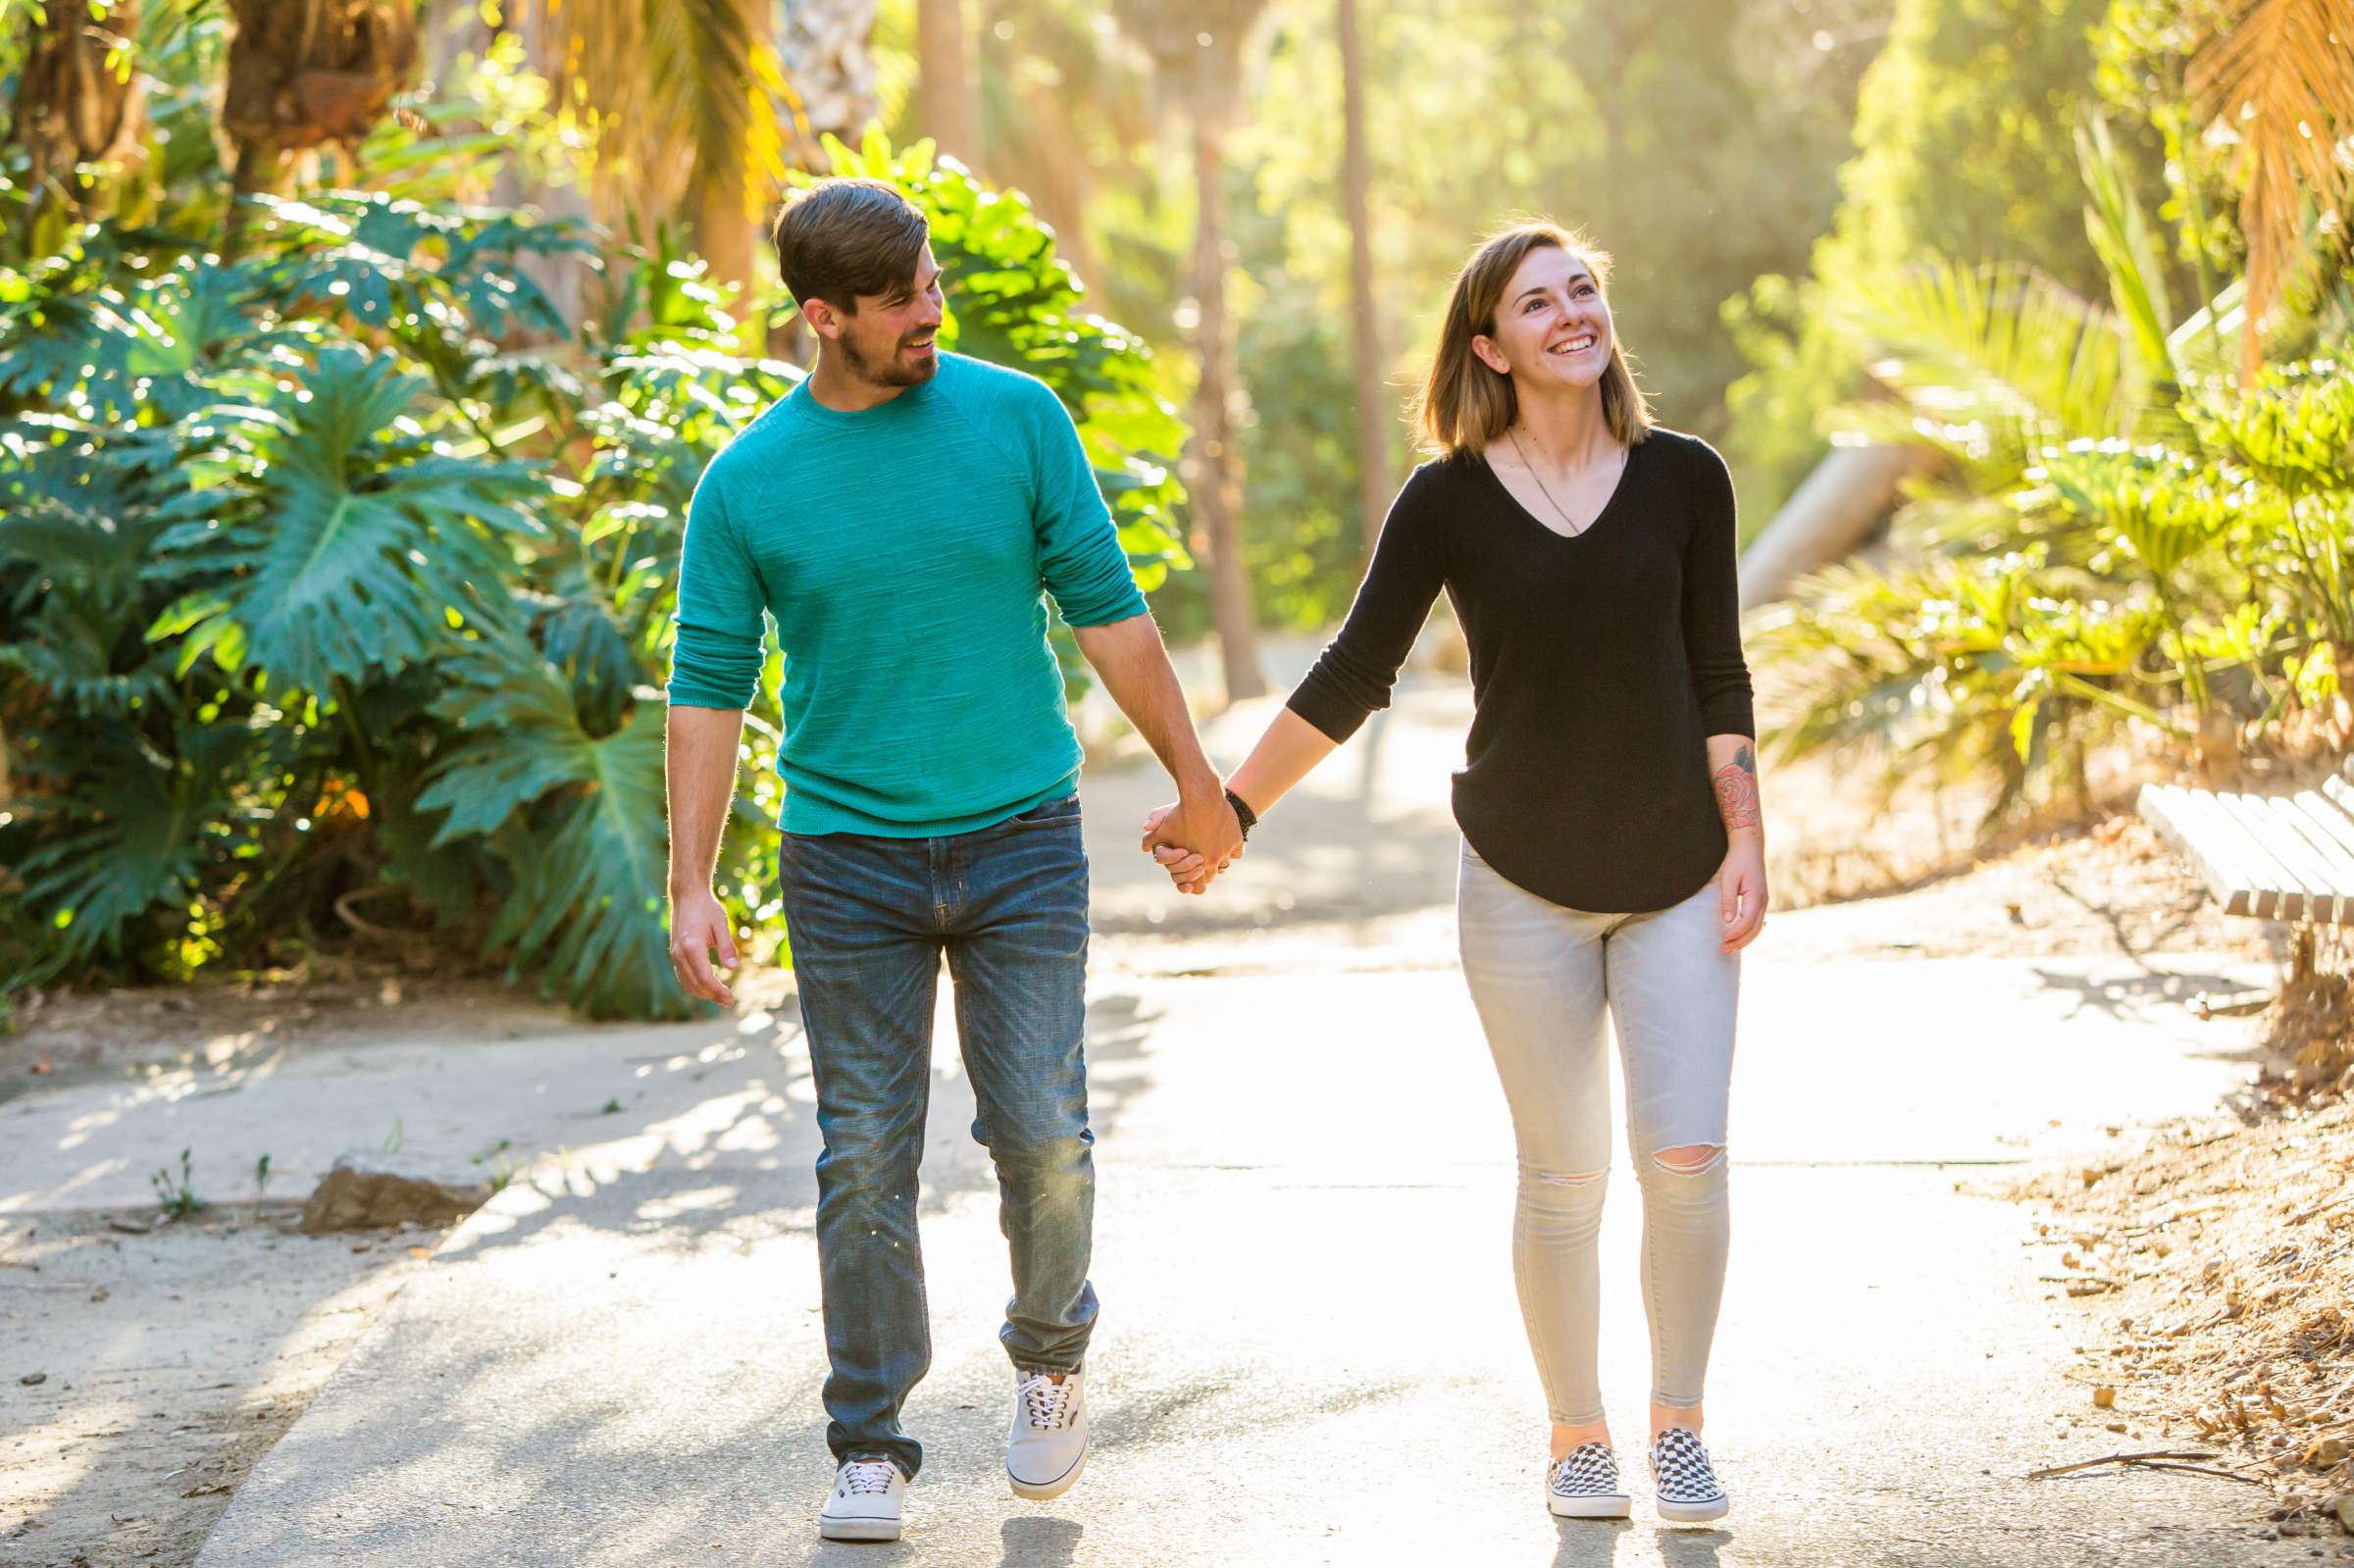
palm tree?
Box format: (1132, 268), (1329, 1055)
(7, 0), (147, 232)
(492, 0), (794, 295)
(220, 0), (416, 198)
(1337, 0), (1390, 562)
(2189, 0), (2354, 380)
(1114, 0), (1269, 701)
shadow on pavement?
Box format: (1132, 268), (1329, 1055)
(188, 983), (1168, 1568)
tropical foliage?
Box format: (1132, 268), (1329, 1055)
(1756, 105), (2354, 817)
(0, 114), (1186, 1017)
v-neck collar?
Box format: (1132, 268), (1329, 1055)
(1478, 437), (1641, 541)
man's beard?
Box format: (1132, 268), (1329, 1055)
(841, 329), (939, 388)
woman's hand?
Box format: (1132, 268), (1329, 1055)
(1715, 840), (1767, 953)
(1139, 802), (1223, 893)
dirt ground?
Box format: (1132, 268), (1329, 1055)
(1, 1207), (439, 1568)
(0, 975), (559, 1105)
(2012, 1076), (2354, 1539)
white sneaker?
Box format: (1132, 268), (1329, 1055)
(1005, 1367), (1090, 1500)
(818, 1457), (904, 1542)
(1548, 1442), (1631, 1519)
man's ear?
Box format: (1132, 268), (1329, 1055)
(801, 296), (845, 341)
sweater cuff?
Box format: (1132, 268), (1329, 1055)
(1699, 696), (1756, 739)
(1285, 686), (1372, 745)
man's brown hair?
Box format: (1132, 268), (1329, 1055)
(770, 177), (932, 313)
(1414, 223), (1652, 459)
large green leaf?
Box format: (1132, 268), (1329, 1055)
(149, 346), (546, 691)
(9, 725), (232, 970)
(417, 635), (687, 1020)
(0, 422), (181, 714)
(242, 193), (588, 343)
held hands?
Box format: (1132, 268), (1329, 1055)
(1716, 840), (1767, 954)
(1140, 789), (1246, 895)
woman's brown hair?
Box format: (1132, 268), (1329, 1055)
(1414, 223), (1652, 459)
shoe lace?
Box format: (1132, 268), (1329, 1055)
(841, 1459), (897, 1495)
(1018, 1372), (1076, 1431)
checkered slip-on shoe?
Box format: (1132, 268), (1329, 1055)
(1649, 1428), (1728, 1523)
(1547, 1442), (1631, 1519)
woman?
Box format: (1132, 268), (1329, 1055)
(1148, 224), (1766, 1523)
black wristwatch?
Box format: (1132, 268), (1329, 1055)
(1224, 787), (1257, 839)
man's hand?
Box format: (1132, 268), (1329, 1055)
(1140, 792), (1243, 895)
(1139, 803), (1210, 891)
(1716, 840), (1767, 953)
(669, 886), (741, 1005)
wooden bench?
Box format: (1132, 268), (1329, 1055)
(2138, 770), (2354, 924)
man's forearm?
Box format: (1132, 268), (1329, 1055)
(1072, 613), (1221, 797)
(666, 704), (747, 893)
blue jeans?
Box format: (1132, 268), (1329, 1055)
(776, 790), (1099, 1479)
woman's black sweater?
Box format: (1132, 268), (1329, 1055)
(1286, 429), (1755, 914)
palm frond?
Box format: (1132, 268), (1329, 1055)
(2075, 115), (2176, 377)
(2188, 0), (2354, 379)
(505, 0), (790, 220)
(1825, 258), (2141, 487)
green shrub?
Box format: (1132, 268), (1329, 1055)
(0, 135), (1187, 1018)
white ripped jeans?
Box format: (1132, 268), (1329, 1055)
(1456, 840), (1738, 1425)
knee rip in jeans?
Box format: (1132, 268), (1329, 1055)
(1650, 1144), (1725, 1176)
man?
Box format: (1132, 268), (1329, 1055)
(663, 177), (1244, 1543)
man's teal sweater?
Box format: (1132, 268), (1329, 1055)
(666, 351), (1147, 836)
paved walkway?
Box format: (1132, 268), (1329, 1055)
(33, 682), (2300, 1565)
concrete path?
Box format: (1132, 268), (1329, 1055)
(10, 678), (2300, 1564)
(186, 952), (2295, 1567)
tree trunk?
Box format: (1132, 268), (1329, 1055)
(222, 0), (418, 158)
(1189, 80), (1266, 702)
(1735, 444), (1929, 611)
(1336, 0), (1389, 562)
(695, 166), (757, 306)
(444, 6), (591, 328)
(423, 0), (487, 90)
(916, 0), (981, 169)
(8, 0), (147, 234)
(690, 0), (766, 299)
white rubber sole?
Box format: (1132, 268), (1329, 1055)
(1656, 1493), (1729, 1524)
(817, 1514), (903, 1543)
(1549, 1492), (1632, 1520)
(1006, 1438), (1089, 1501)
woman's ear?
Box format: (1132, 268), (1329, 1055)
(1470, 332), (1510, 378)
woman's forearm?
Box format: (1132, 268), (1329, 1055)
(1226, 707), (1344, 820)
(1707, 733), (1763, 846)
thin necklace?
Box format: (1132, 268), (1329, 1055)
(1506, 427), (1620, 536)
